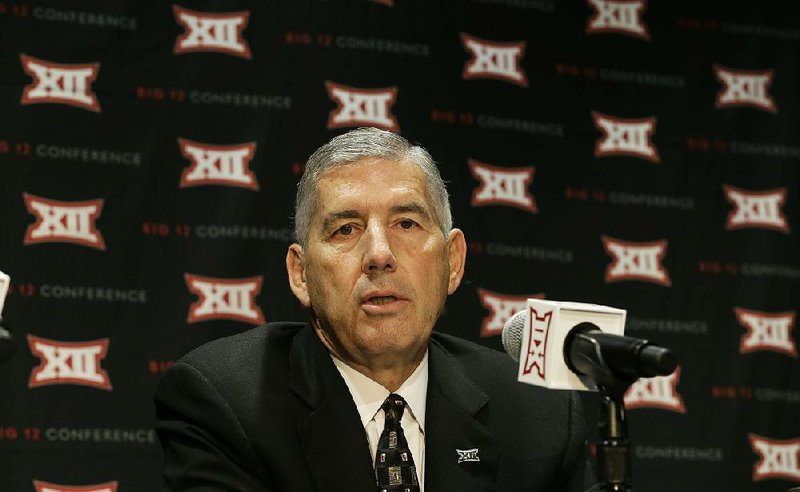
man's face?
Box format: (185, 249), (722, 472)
(287, 158), (465, 369)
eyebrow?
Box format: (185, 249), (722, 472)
(321, 210), (361, 233)
(391, 202), (431, 221)
(319, 202), (432, 232)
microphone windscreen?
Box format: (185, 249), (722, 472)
(502, 310), (526, 361)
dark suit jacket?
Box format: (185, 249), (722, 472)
(155, 322), (591, 491)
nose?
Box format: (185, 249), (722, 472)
(361, 224), (397, 274)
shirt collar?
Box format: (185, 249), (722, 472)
(332, 350), (428, 431)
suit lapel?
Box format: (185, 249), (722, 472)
(425, 339), (499, 491)
(289, 326), (377, 492)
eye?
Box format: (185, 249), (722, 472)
(399, 219), (415, 229)
(336, 224), (354, 236)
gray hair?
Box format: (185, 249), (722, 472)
(294, 127), (452, 247)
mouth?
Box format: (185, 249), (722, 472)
(365, 295), (398, 305)
(360, 291), (407, 313)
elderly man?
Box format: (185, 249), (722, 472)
(155, 127), (591, 491)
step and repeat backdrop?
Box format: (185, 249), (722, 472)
(1, 0), (799, 491)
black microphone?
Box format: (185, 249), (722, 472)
(564, 322), (677, 382)
(502, 306), (677, 391)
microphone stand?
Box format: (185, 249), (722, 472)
(596, 383), (633, 492)
(568, 327), (637, 492)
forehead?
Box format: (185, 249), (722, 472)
(314, 158), (432, 210)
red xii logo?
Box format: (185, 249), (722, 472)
(523, 308), (551, 379)
(185, 274), (265, 325)
(586, 0), (650, 40)
(593, 112), (659, 162)
(325, 81), (399, 132)
(723, 185), (789, 233)
(714, 65), (777, 113)
(469, 160), (537, 213)
(20, 54), (100, 112)
(749, 434), (800, 482)
(23, 193), (105, 250)
(461, 33), (527, 87)
(735, 307), (796, 357)
(178, 138), (259, 190)
(28, 335), (112, 390)
(173, 6), (251, 59)
(602, 236), (670, 286)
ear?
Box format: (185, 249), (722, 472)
(286, 243), (311, 307)
(445, 229), (467, 295)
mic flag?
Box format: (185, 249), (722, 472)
(502, 299), (627, 391)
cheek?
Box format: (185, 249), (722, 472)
(304, 264), (329, 303)
(306, 261), (354, 307)
(424, 248), (451, 286)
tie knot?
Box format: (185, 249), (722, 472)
(382, 393), (406, 422)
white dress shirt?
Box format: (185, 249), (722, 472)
(332, 351), (428, 491)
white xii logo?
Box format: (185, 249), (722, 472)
(477, 288), (544, 337)
(326, 81), (399, 132)
(173, 6), (251, 59)
(593, 112), (659, 162)
(178, 138), (259, 190)
(28, 335), (112, 390)
(34, 480), (118, 492)
(714, 65), (777, 113)
(586, 0), (650, 40)
(460, 33), (527, 87)
(24, 193), (105, 250)
(723, 185), (789, 233)
(602, 236), (670, 286)
(186, 274), (265, 325)
(469, 159), (537, 213)
(749, 434), (800, 483)
(735, 308), (796, 357)
(20, 54), (100, 112)
(624, 367), (685, 413)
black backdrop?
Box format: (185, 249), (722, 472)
(1, 1), (799, 491)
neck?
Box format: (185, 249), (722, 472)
(353, 356), (423, 392)
(314, 324), (425, 392)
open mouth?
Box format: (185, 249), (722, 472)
(367, 295), (397, 305)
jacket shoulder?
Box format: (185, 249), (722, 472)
(430, 331), (574, 406)
(175, 322), (307, 379)
(430, 331), (519, 377)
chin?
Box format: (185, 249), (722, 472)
(360, 337), (421, 357)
